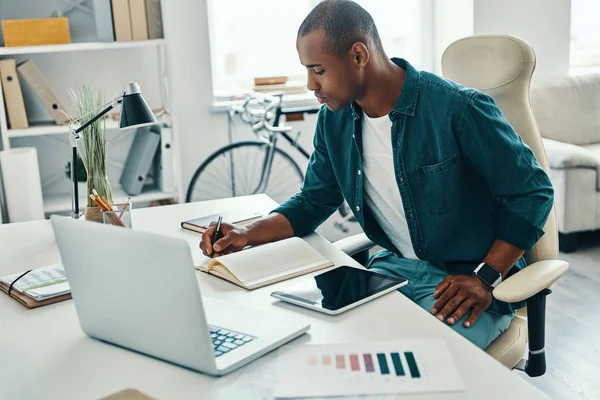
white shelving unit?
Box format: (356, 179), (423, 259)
(0, 39), (180, 218)
(0, 39), (166, 56)
(44, 184), (177, 214)
(7, 119), (120, 138)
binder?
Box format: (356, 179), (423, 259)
(129, 0), (149, 40)
(0, 59), (29, 129)
(145, 0), (163, 39)
(93, 0), (116, 42)
(154, 124), (176, 192)
(120, 125), (161, 195)
(112, 0), (133, 41)
(16, 60), (68, 125)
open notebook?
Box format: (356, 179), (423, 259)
(196, 237), (334, 290)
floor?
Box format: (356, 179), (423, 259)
(522, 231), (600, 400)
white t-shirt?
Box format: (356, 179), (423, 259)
(361, 112), (417, 259)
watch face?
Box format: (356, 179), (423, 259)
(478, 264), (500, 284)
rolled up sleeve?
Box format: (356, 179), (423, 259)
(458, 92), (554, 250)
(272, 109), (344, 236)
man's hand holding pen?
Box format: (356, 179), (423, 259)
(200, 218), (250, 258)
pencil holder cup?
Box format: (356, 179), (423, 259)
(102, 203), (132, 228)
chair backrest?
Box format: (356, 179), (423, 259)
(441, 34), (558, 263)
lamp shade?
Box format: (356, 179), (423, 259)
(119, 82), (157, 129)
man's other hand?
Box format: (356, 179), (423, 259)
(431, 275), (493, 328)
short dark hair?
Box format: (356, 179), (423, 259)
(298, 0), (385, 57)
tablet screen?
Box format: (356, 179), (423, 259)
(273, 266), (406, 312)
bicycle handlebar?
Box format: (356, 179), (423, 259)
(229, 92), (292, 134)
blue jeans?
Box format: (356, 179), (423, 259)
(366, 251), (514, 349)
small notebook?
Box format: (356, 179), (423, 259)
(196, 237), (334, 290)
(181, 210), (263, 234)
(0, 264), (72, 309)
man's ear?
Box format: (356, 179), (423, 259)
(351, 42), (370, 68)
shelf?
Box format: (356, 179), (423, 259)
(44, 185), (178, 214)
(0, 39), (166, 56)
(8, 120), (120, 138)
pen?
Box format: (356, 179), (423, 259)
(210, 216), (223, 258)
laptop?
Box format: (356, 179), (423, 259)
(50, 216), (310, 376)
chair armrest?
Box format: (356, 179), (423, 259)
(543, 138), (599, 169)
(333, 233), (376, 256)
(493, 260), (569, 303)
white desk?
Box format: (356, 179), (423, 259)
(0, 194), (548, 400)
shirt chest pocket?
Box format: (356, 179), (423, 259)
(417, 155), (461, 215)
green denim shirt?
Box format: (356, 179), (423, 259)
(273, 58), (554, 312)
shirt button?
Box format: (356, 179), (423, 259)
(356, 206), (360, 212)
(357, 170), (362, 175)
(409, 212), (413, 219)
(400, 177), (403, 183)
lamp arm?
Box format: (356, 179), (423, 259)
(65, 92), (125, 126)
(74, 103), (115, 135)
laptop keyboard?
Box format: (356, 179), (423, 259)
(208, 325), (254, 357)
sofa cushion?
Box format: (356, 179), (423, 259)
(543, 138), (599, 169)
(581, 143), (600, 190)
(531, 74), (600, 146)
(543, 138), (600, 190)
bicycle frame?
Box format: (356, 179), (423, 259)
(231, 93), (319, 195)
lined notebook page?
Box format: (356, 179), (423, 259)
(207, 237), (331, 284)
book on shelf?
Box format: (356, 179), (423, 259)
(145, 0), (164, 39)
(112, 0), (133, 41)
(93, 0), (115, 42)
(130, 0), (149, 40)
(181, 210), (263, 234)
(197, 237), (334, 290)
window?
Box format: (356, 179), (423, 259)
(570, 0), (600, 74)
(208, 0), (429, 99)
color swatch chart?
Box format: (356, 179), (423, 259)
(275, 338), (465, 398)
(307, 350), (422, 377)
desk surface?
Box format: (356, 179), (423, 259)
(0, 194), (548, 400)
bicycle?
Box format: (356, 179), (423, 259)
(185, 93), (356, 232)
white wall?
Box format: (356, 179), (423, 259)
(474, 0), (572, 83)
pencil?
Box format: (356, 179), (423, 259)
(118, 197), (131, 219)
(90, 194), (124, 226)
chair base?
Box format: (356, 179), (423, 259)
(351, 249), (370, 266)
(559, 232), (579, 253)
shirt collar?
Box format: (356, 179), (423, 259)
(350, 57), (420, 120)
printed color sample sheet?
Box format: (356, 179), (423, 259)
(275, 338), (465, 398)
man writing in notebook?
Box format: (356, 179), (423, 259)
(200, 0), (554, 350)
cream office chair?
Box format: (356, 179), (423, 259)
(334, 35), (569, 377)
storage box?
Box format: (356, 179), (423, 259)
(2, 17), (71, 47)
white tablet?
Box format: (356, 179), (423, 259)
(271, 266), (407, 315)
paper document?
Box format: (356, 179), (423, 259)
(275, 338), (465, 398)
(1, 264), (70, 301)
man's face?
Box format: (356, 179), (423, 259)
(297, 30), (363, 112)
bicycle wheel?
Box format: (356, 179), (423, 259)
(186, 141), (305, 205)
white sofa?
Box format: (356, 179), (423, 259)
(531, 74), (600, 252)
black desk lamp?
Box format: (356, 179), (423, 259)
(68, 82), (156, 218)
